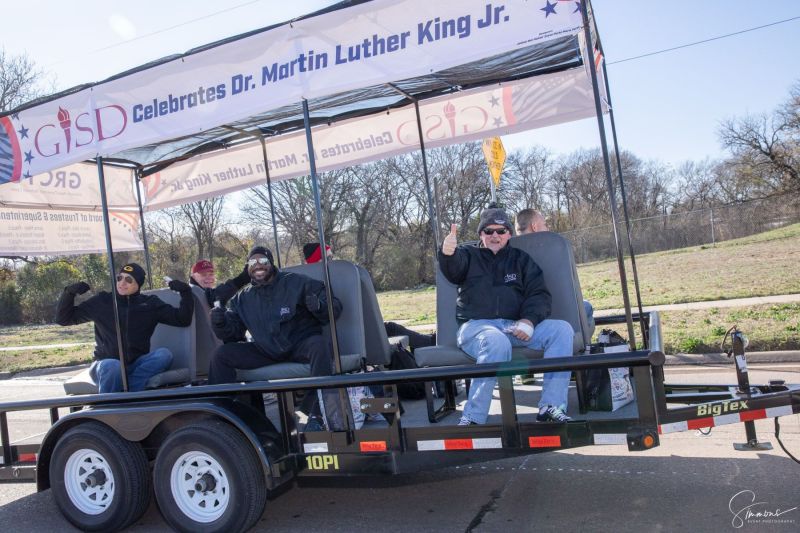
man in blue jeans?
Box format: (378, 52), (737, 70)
(56, 262), (194, 393)
(439, 206), (574, 425)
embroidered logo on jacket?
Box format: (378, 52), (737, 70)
(504, 273), (517, 283)
(280, 306), (291, 316)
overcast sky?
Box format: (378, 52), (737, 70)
(3, 0), (799, 167)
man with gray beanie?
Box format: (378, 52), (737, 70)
(208, 245), (343, 431)
(439, 206), (575, 425)
(56, 262), (194, 393)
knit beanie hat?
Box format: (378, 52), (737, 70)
(119, 262), (146, 287)
(248, 245), (274, 265)
(302, 242), (331, 264)
(477, 207), (514, 235)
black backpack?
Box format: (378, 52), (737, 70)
(388, 344), (428, 400)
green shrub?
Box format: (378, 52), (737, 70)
(0, 283), (22, 325)
(16, 261), (82, 323)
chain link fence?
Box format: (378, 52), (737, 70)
(561, 193), (800, 264)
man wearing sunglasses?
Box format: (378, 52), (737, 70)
(439, 206), (574, 425)
(208, 246), (343, 431)
(55, 262), (194, 393)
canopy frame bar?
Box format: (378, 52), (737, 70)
(134, 167), (154, 289)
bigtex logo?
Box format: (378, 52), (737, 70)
(697, 400), (748, 417)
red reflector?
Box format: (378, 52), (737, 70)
(740, 409), (766, 422)
(528, 436), (561, 448)
(360, 441), (387, 452)
(18, 453), (37, 462)
(444, 439), (473, 450)
(687, 417), (714, 430)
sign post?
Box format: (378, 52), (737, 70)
(482, 137), (506, 203)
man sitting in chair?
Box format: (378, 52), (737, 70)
(55, 263), (194, 393)
(439, 206), (574, 425)
(208, 245), (342, 431)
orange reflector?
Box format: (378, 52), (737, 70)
(18, 453), (37, 462)
(528, 435), (561, 448)
(444, 439), (473, 450)
(359, 441), (387, 452)
(740, 409), (766, 422)
(642, 434), (655, 448)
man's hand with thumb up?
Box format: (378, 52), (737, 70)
(442, 224), (458, 256)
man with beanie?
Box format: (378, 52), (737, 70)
(439, 206), (575, 425)
(56, 262), (194, 393)
(189, 259), (251, 307)
(208, 246), (342, 431)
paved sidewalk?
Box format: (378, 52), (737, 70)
(595, 293), (800, 316)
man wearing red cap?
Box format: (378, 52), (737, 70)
(189, 259), (251, 307)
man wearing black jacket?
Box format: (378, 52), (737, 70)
(208, 246), (342, 431)
(439, 207), (574, 425)
(55, 262), (194, 393)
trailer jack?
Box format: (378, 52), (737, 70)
(726, 327), (773, 451)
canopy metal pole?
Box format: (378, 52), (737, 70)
(301, 99), (342, 374)
(387, 83), (441, 253)
(96, 157), (130, 392)
(134, 168), (153, 289)
(598, 41), (648, 345)
(223, 125), (282, 268)
(581, 1), (636, 348)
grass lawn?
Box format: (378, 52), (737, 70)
(2, 225), (798, 372)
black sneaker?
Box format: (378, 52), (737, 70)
(536, 405), (572, 423)
(305, 416), (326, 432)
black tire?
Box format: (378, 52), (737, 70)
(153, 420), (267, 533)
(49, 421), (151, 532)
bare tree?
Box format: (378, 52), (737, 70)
(0, 48), (51, 112)
(177, 197), (227, 260)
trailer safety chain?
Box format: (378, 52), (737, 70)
(774, 417), (800, 465)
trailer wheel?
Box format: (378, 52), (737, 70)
(49, 421), (151, 532)
(153, 420), (266, 533)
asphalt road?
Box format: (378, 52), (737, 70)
(1, 364), (799, 532)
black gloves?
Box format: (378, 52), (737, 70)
(305, 292), (322, 313)
(168, 279), (191, 293)
(65, 282), (91, 295)
(210, 306), (226, 327)
(233, 263), (251, 288)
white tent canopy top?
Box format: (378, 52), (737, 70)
(0, 0), (607, 255)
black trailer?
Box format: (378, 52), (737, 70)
(1, 1), (798, 532)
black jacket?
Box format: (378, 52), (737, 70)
(213, 270), (342, 356)
(438, 243), (551, 325)
(55, 289), (194, 364)
(189, 269), (251, 307)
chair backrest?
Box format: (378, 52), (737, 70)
(434, 234), (590, 353)
(509, 231), (591, 351)
(189, 285), (223, 378)
(146, 288), (197, 378)
(356, 265), (393, 366)
(283, 260), (366, 359)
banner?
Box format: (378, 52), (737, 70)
(0, 162), (137, 210)
(0, 0), (583, 182)
(0, 207), (142, 256)
(145, 67), (601, 209)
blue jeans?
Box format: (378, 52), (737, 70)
(91, 347), (173, 393)
(457, 318), (574, 424)
(583, 300), (595, 338)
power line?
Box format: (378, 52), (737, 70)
(608, 15), (800, 65)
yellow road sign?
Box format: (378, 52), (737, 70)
(482, 137), (506, 187)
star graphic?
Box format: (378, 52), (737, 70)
(23, 170), (32, 179)
(493, 117), (504, 127)
(574, 1), (582, 14)
(11, 113), (20, 120)
(24, 150), (34, 164)
(489, 95), (500, 107)
(540, 0), (557, 17)
(17, 125), (29, 139)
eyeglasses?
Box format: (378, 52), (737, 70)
(482, 228), (509, 236)
(247, 257), (271, 266)
(116, 274), (134, 284)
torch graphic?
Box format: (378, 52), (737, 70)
(443, 101), (456, 137)
(57, 107), (72, 153)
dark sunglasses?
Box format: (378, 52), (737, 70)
(116, 274), (135, 284)
(482, 228), (509, 236)
(247, 257), (271, 266)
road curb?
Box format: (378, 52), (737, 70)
(665, 351), (800, 365)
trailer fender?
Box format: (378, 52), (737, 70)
(37, 397), (282, 491)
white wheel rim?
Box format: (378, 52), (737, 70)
(170, 451), (230, 523)
(64, 448), (115, 515)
